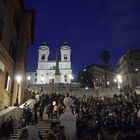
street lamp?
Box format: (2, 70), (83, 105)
(14, 75), (22, 106)
(85, 86), (88, 90)
(135, 68), (139, 72)
(27, 76), (31, 88)
(107, 81), (110, 85)
(69, 74), (74, 83)
(69, 74), (74, 91)
(114, 74), (123, 89)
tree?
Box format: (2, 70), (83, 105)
(100, 50), (110, 87)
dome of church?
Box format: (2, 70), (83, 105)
(39, 42), (49, 50)
(61, 42), (70, 50)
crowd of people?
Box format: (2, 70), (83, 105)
(17, 92), (68, 140)
(1, 88), (140, 140)
(31, 89), (140, 140)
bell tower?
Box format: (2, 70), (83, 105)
(38, 42), (50, 63)
(60, 42), (71, 62)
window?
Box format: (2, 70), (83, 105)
(64, 74), (67, 78)
(41, 54), (45, 60)
(9, 40), (18, 61)
(4, 72), (12, 93)
(64, 54), (68, 60)
(49, 78), (54, 84)
(64, 74), (67, 82)
(129, 55), (132, 59)
(35, 78), (37, 82)
(0, 19), (4, 41)
(35, 72), (37, 76)
(52, 79), (54, 83)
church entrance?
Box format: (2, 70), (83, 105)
(49, 78), (54, 84)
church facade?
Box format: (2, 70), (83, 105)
(27, 42), (72, 84)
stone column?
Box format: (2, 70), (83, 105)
(60, 96), (76, 140)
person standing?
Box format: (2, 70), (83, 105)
(8, 116), (13, 134)
(1, 118), (11, 140)
(44, 122), (60, 140)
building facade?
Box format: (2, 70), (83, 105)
(0, 0), (34, 110)
(27, 42), (72, 84)
(117, 50), (140, 89)
(80, 64), (115, 88)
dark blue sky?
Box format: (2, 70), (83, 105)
(23, 0), (140, 78)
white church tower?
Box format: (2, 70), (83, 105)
(36, 42), (50, 84)
(34, 42), (72, 84)
(38, 42), (50, 62)
(60, 42), (72, 83)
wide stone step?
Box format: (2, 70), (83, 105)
(10, 126), (51, 140)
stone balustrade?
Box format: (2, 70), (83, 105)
(0, 106), (23, 126)
(20, 99), (36, 109)
(29, 84), (118, 97)
(0, 99), (36, 127)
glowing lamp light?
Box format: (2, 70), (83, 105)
(114, 74), (123, 89)
(53, 101), (56, 106)
(49, 76), (52, 79)
(16, 75), (22, 84)
(117, 75), (122, 83)
(107, 81), (110, 85)
(114, 78), (117, 83)
(83, 69), (86, 72)
(27, 76), (31, 80)
(69, 74), (74, 80)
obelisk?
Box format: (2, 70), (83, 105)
(54, 48), (61, 83)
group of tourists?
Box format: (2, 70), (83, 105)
(1, 87), (140, 140)
(17, 92), (68, 140)
(29, 89), (140, 140)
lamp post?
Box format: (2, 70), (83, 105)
(14, 75), (22, 106)
(27, 76), (31, 88)
(69, 74), (74, 91)
(114, 74), (123, 89)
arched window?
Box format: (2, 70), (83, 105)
(64, 54), (68, 60)
(41, 54), (45, 60)
(64, 74), (67, 78)
(64, 74), (67, 82)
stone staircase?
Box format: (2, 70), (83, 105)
(8, 103), (60, 140)
(9, 120), (52, 140)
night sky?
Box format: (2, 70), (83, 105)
(23, 0), (140, 79)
